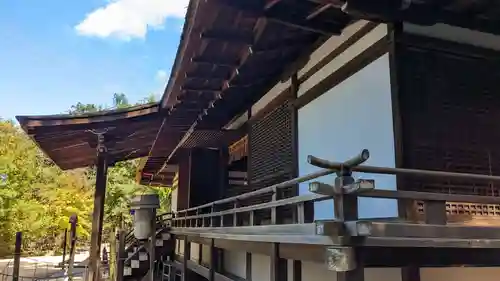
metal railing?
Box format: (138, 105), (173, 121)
(168, 149), (500, 228)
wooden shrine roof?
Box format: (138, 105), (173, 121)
(138, 0), (355, 185)
(17, 0), (500, 183)
(16, 103), (165, 170)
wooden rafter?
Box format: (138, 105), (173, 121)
(191, 56), (240, 67)
(215, 0), (344, 35)
(265, 0), (283, 10)
(185, 72), (230, 80)
(200, 29), (254, 45)
(251, 36), (316, 53)
(181, 85), (223, 93)
(223, 18), (268, 92)
(154, 16), (270, 177)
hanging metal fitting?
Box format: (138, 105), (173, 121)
(86, 129), (109, 153)
(309, 180), (375, 196)
(325, 247), (357, 272)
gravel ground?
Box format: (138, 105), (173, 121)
(0, 254), (89, 281)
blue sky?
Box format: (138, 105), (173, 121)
(0, 0), (188, 121)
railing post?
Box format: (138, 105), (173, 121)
(271, 187), (278, 224)
(210, 205), (216, 227)
(332, 171), (364, 281)
(233, 201), (239, 226)
(13, 232), (22, 281)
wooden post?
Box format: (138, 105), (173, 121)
(182, 238), (191, 281)
(334, 175), (364, 281)
(12, 232), (22, 281)
(208, 239), (215, 281)
(88, 143), (108, 281)
(149, 209), (157, 281)
(62, 229), (68, 269)
(68, 214), (78, 280)
(116, 231), (125, 281)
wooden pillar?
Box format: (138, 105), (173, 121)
(177, 150), (191, 211)
(189, 148), (225, 206)
(61, 229), (68, 268)
(182, 238), (191, 281)
(68, 214), (78, 279)
(12, 232), (22, 281)
(271, 243), (287, 281)
(116, 230), (126, 281)
(88, 143), (108, 281)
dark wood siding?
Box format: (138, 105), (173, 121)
(397, 34), (500, 217)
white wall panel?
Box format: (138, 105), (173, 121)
(298, 53), (398, 219)
(171, 188), (178, 212)
(223, 250), (247, 278)
(190, 243), (200, 262)
(302, 261), (402, 281)
(251, 254), (271, 281)
(201, 244), (211, 265)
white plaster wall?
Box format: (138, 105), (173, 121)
(251, 254), (271, 281)
(298, 53), (398, 219)
(201, 244), (211, 265)
(403, 23), (500, 51)
(190, 242), (200, 262)
(177, 239), (184, 256)
(171, 188), (178, 212)
(227, 256), (402, 281)
(420, 267), (500, 281)
(223, 250), (247, 278)
(302, 261), (402, 281)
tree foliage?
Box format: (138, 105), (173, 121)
(0, 93), (170, 257)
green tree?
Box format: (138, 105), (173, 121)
(0, 120), (93, 256)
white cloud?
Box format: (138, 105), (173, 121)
(75, 0), (189, 40)
(156, 69), (168, 82)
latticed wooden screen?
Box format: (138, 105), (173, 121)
(249, 100), (294, 187)
(228, 99), (296, 213)
(398, 38), (500, 217)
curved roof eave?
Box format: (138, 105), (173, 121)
(16, 102), (160, 132)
